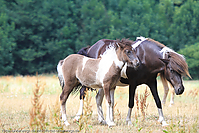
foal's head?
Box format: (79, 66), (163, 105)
(116, 39), (140, 69)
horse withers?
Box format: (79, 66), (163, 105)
(57, 40), (140, 127)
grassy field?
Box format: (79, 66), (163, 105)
(0, 75), (198, 132)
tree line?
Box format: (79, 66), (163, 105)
(0, 0), (199, 79)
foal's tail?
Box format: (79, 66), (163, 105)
(57, 60), (65, 90)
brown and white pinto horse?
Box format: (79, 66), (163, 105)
(75, 37), (191, 126)
(57, 40), (139, 127)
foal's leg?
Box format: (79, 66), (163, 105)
(95, 88), (106, 124)
(103, 85), (116, 127)
(60, 85), (74, 126)
(109, 88), (115, 122)
(74, 86), (87, 122)
(148, 79), (168, 126)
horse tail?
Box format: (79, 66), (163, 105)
(57, 60), (65, 90)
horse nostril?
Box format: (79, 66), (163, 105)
(135, 60), (140, 67)
(176, 87), (184, 95)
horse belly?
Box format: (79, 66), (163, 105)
(116, 80), (129, 87)
(78, 72), (102, 88)
(76, 59), (102, 88)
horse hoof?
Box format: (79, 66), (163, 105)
(169, 103), (174, 107)
(107, 121), (116, 127)
(162, 121), (169, 127)
(73, 116), (80, 123)
(64, 121), (70, 126)
(126, 120), (132, 126)
(99, 120), (107, 125)
(73, 118), (79, 123)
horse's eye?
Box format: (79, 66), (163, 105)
(126, 50), (131, 54)
(170, 70), (174, 73)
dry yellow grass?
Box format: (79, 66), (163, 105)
(0, 75), (198, 132)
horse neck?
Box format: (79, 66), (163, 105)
(137, 41), (165, 73)
(100, 47), (125, 70)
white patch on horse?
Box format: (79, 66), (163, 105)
(132, 36), (148, 49)
(121, 63), (128, 78)
(74, 99), (84, 121)
(160, 47), (174, 59)
(96, 45), (124, 85)
(160, 47), (185, 59)
(82, 57), (89, 71)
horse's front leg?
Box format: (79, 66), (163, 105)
(104, 86), (116, 127)
(95, 88), (106, 124)
(148, 79), (169, 126)
(126, 84), (136, 125)
(109, 88), (115, 122)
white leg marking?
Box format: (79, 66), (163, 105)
(126, 108), (133, 125)
(61, 108), (70, 126)
(74, 99), (84, 122)
(158, 108), (169, 126)
(106, 99), (115, 127)
(110, 89), (115, 122)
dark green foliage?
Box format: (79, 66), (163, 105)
(0, 0), (198, 78)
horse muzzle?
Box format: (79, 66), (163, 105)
(132, 59), (140, 69)
(174, 85), (184, 95)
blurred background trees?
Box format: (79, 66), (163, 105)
(0, 0), (198, 79)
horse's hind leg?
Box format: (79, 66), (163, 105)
(60, 85), (74, 126)
(161, 75), (169, 105)
(74, 86), (87, 122)
(169, 88), (175, 106)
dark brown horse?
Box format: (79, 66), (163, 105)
(75, 37), (191, 126)
(57, 39), (140, 127)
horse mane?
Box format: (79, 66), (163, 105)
(146, 38), (191, 78)
(147, 38), (165, 49)
(168, 52), (191, 78)
(117, 38), (134, 46)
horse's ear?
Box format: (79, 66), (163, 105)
(117, 42), (125, 49)
(159, 58), (169, 65)
(116, 42), (120, 48)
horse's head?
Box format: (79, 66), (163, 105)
(160, 52), (191, 95)
(77, 46), (91, 57)
(116, 39), (140, 69)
